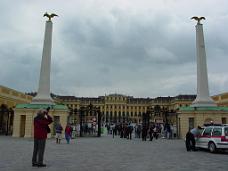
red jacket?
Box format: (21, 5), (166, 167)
(65, 126), (72, 135)
(34, 114), (53, 139)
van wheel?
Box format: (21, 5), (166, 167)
(208, 142), (216, 153)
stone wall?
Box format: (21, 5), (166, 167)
(177, 107), (228, 138)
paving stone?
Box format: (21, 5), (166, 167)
(0, 135), (227, 171)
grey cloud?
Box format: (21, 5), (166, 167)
(44, 9), (228, 96)
(61, 10), (196, 69)
(0, 0), (228, 97)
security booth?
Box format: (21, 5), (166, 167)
(177, 106), (228, 139)
(78, 104), (102, 137)
(12, 104), (68, 138)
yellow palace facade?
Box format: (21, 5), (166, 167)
(0, 85), (32, 135)
(1, 85), (228, 138)
(57, 94), (196, 125)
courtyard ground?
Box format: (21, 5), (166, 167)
(0, 135), (227, 171)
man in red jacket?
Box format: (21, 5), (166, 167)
(32, 109), (53, 167)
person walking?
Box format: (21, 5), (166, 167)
(166, 123), (171, 139)
(153, 125), (159, 139)
(65, 124), (72, 144)
(55, 122), (63, 144)
(112, 124), (117, 138)
(137, 124), (142, 139)
(142, 125), (147, 141)
(127, 123), (133, 140)
(149, 125), (154, 141)
(32, 109), (53, 167)
(185, 129), (196, 151)
(134, 124), (138, 138)
(120, 123), (124, 138)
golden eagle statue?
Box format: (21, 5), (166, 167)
(43, 12), (58, 21)
(191, 16), (205, 24)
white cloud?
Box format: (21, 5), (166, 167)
(0, 0), (228, 98)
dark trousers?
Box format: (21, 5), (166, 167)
(149, 133), (153, 141)
(112, 130), (117, 138)
(120, 131), (124, 138)
(185, 139), (196, 151)
(153, 132), (158, 139)
(32, 139), (46, 164)
(142, 132), (147, 141)
(138, 132), (141, 138)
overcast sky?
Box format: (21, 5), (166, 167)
(0, 0), (228, 98)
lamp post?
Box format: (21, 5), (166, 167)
(5, 108), (13, 136)
(142, 112), (149, 129)
(0, 105), (10, 136)
(95, 106), (101, 137)
(69, 107), (73, 124)
(73, 108), (78, 125)
(79, 106), (85, 137)
(163, 108), (169, 124)
(0, 105), (4, 134)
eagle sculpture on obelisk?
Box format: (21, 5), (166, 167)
(43, 12), (58, 21)
(31, 13), (58, 104)
(191, 16), (205, 24)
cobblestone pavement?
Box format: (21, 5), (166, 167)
(0, 135), (227, 171)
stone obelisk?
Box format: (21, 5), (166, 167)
(32, 13), (58, 104)
(191, 17), (216, 107)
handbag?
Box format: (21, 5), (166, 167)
(47, 125), (51, 133)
